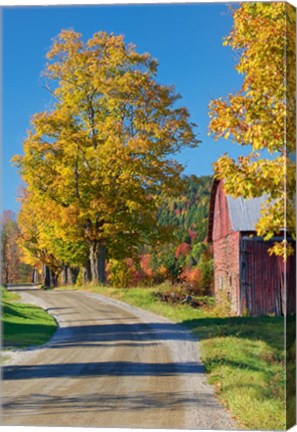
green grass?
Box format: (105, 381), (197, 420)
(1, 287), (57, 349)
(187, 316), (285, 430)
(2, 288), (21, 302)
(62, 283), (285, 430)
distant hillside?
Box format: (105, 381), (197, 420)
(106, 175), (214, 290)
(157, 175), (212, 245)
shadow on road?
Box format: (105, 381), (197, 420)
(50, 322), (194, 347)
(3, 390), (219, 415)
(3, 320), (195, 350)
(3, 361), (204, 380)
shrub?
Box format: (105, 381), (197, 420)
(179, 266), (203, 294)
(175, 242), (192, 259)
(108, 259), (132, 288)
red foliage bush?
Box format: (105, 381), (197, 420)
(179, 267), (203, 294)
(140, 254), (154, 277)
(121, 254), (156, 286)
(175, 242), (192, 259)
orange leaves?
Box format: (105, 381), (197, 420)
(175, 242), (192, 259)
(179, 267), (202, 291)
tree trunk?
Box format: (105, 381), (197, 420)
(32, 268), (38, 284)
(67, 267), (72, 284)
(97, 244), (107, 284)
(90, 243), (99, 282)
(43, 265), (51, 287)
(69, 267), (79, 285)
(61, 265), (69, 285)
(82, 260), (92, 284)
(50, 270), (58, 288)
(89, 242), (107, 284)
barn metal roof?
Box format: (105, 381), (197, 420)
(226, 194), (268, 231)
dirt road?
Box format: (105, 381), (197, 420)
(2, 287), (235, 429)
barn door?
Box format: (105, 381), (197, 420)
(240, 237), (282, 316)
(240, 239), (252, 315)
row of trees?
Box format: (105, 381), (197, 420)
(14, 30), (199, 287)
(1, 210), (32, 285)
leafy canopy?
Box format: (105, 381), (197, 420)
(13, 30), (199, 270)
(208, 2), (296, 257)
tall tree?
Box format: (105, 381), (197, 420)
(209, 2), (296, 257)
(14, 30), (199, 283)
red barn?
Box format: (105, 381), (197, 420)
(207, 179), (295, 316)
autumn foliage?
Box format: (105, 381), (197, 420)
(1, 210), (32, 284)
(209, 2), (296, 257)
(92, 175), (214, 291)
(13, 30), (199, 287)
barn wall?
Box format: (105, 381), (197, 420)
(212, 180), (234, 241)
(210, 179), (295, 317)
(240, 236), (296, 316)
(212, 181), (240, 314)
(213, 232), (240, 314)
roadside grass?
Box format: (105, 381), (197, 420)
(186, 316), (285, 430)
(2, 288), (20, 302)
(61, 283), (285, 430)
(1, 287), (57, 349)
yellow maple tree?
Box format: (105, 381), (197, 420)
(14, 30), (199, 284)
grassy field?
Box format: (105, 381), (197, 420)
(1, 287), (57, 350)
(58, 283), (285, 430)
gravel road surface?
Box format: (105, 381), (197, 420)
(2, 287), (236, 429)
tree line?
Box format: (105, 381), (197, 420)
(1, 175), (214, 292)
(1, 210), (32, 285)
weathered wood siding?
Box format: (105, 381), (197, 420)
(240, 236), (296, 316)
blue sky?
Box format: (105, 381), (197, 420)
(2, 3), (248, 213)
